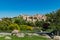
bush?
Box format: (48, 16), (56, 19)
(9, 23), (20, 31)
(20, 25), (33, 31)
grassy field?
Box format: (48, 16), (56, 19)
(0, 36), (50, 40)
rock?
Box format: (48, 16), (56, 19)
(27, 33), (32, 36)
(45, 35), (51, 38)
(53, 36), (60, 40)
(11, 29), (19, 35)
(32, 33), (39, 36)
(16, 33), (25, 37)
(12, 30), (19, 34)
(5, 36), (12, 40)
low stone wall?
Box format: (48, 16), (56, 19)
(0, 32), (54, 39)
(0, 33), (11, 36)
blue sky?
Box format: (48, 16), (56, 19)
(0, 0), (60, 18)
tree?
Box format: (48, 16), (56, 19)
(12, 17), (26, 25)
(26, 21), (34, 27)
(46, 9), (60, 35)
(42, 22), (50, 31)
(35, 20), (44, 27)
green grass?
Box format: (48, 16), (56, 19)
(0, 36), (50, 40)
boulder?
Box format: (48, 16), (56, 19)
(5, 36), (12, 40)
(16, 33), (25, 37)
(32, 33), (39, 36)
(53, 36), (60, 40)
(11, 29), (19, 35)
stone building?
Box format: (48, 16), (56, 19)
(21, 14), (47, 22)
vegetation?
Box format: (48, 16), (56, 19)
(45, 9), (60, 35)
(0, 36), (49, 40)
(0, 9), (60, 34)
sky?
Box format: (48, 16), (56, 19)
(0, 0), (60, 18)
